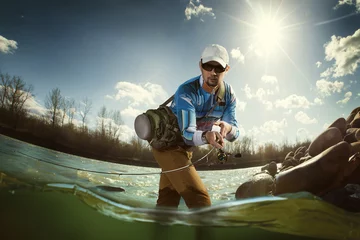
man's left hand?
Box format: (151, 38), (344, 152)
(214, 121), (232, 138)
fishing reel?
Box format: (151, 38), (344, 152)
(216, 149), (242, 164)
(217, 149), (229, 164)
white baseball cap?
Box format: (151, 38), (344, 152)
(201, 44), (229, 68)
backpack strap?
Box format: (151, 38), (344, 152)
(204, 81), (225, 118)
(160, 80), (226, 114)
(160, 95), (174, 107)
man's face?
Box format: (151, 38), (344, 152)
(199, 61), (229, 88)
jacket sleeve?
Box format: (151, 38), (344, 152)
(221, 85), (240, 142)
(174, 86), (205, 146)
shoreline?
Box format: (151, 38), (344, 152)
(0, 126), (269, 170)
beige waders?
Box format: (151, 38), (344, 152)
(152, 147), (211, 209)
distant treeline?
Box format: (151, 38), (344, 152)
(0, 72), (311, 167)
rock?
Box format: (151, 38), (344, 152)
(274, 141), (351, 195)
(260, 161), (277, 177)
(351, 118), (360, 128)
(350, 142), (360, 156)
(267, 161), (278, 177)
(308, 127), (343, 157)
(283, 151), (294, 163)
(299, 155), (312, 164)
(344, 150), (360, 185)
(346, 107), (360, 124)
(294, 146), (304, 155)
(322, 184), (360, 212)
(328, 117), (347, 137)
(294, 151), (305, 161)
(235, 172), (274, 199)
(344, 128), (360, 143)
(280, 157), (298, 171)
(96, 185), (125, 192)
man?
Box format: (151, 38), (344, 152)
(152, 44), (240, 209)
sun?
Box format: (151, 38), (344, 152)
(254, 15), (283, 53)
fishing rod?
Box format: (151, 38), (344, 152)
(15, 147), (240, 176)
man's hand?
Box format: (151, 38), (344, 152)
(205, 131), (224, 149)
(214, 121), (232, 138)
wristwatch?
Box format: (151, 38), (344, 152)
(201, 131), (208, 144)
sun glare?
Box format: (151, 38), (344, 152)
(255, 16), (282, 52)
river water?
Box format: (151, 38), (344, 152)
(0, 134), (359, 240)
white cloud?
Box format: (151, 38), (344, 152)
(118, 125), (136, 143)
(350, 80), (358, 84)
(284, 109), (292, 115)
(316, 61), (322, 68)
(336, 91), (352, 105)
(241, 84), (275, 110)
(324, 29), (360, 77)
(263, 100), (273, 110)
(261, 75), (278, 84)
(242, 84), (253, 99)
(0, 35), (18, 54)
(313, 97), (324, 105)
(295, 111), (318, 124)
(334, 0), (360, 12)
(247, 126), (261, 137)
(255, 88), (266, 100)
(248, 44), (263, 57)
(24, 94), (47, 116)
(120, 106), (143, 118)
(320, 67), (334, 78)
(231, 47), (245, 64)
(260, 119), (288, 135)
(275, 94), (311, 109)
(236, 100), (246, 112)
(112, 82), (169, 108)
(185, 0), (215, 21)
(296, 128), (312, 142)
(316, 79), (344, 97)
(323, 122), (330, 129)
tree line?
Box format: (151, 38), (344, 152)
(0, 72), (311, 167)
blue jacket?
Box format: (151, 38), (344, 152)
(170, 75), (240, 146)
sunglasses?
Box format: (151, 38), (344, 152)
(201, 61), (226, 73)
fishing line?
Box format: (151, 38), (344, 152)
(15, 147), (216, 176)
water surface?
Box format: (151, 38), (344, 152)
(1, 134), (359, 240)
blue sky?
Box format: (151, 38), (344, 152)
(1, 0), (360, 146)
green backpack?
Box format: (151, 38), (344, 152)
(134, 82), (225, 150)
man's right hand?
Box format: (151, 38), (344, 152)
(205, 131), (224, 149)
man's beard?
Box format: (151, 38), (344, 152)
(206, 77), (219, 87)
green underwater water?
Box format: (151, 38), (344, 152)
(1, 190), (321, 240)
(1, 134), (360, 240)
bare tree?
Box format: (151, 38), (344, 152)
(1, 75), (34, 128)
(240, 135), (253, 155)
(0, 73), (11, 108)
(67, 98), (76, 125)
(45, 88), (62, 127)
(60, 97), (69, 126)
(79, 97), (92, 131)
(110, 110), (123, 139)
(97, 105), (108, 137)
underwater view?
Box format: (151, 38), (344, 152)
(1, 134), (360, 240)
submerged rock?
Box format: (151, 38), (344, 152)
(235, 172), (274, 199)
